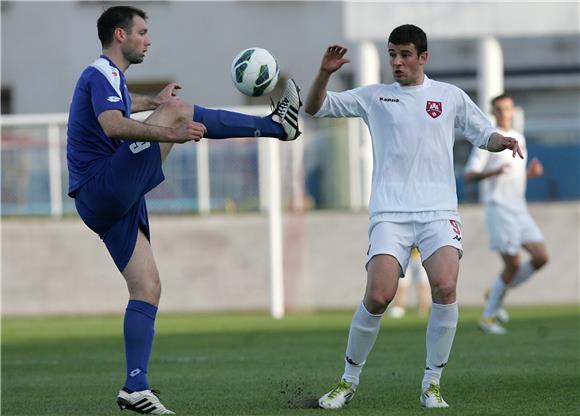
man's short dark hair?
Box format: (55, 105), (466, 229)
(97, 6), (147, 48)
(491, 93), (513, 107)
(388, 24), (428, 55)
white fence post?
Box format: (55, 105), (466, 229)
(258, 139), (268, 212)
(47, 123), (63, 219)
(477, 36), (504, 116)
(196, 139), (211, 215)
(266, 139), (284, 319)
(347, 118), (363, 212)
(356, 41), (379, 209)
(291, 121), (305, 212)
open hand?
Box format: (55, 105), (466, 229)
(501, 136), (524, 159)
(528, 157), (544, 177)
(157, 83), (182, 104)
(321, 45), (351, 74)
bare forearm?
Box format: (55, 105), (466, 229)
(130, 93), (161, 113)
(99, 112), (177, 143)
(305, 70), (332, 115)
(465, 170), (499, 183)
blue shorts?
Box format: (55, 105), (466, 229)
(74, 141), (165, 272)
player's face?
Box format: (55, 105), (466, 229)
(122, 16), (151, 65)
(492, 97), (515, 130)
(388, 43), (428, 86)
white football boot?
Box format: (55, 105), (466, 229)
(495, 307), (510, 324)
(117, 389), (175, 414)
(319, 379), (356, 409)
(387, 306), (406, 319)
(479, 317), (507, 335)
(420, 383), (449, 408)
(484, 289), (510, 323)
(271, 79), (302, 141)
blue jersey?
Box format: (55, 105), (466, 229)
(67, 55), (132, 196)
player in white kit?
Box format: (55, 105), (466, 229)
(465, 94), (548, 335)
(304, 25), (524, 409)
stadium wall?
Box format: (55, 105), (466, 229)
(2, 202), (578, 316)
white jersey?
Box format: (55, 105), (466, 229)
(464, 128), (528, 212)
(314, 75), (497, 222)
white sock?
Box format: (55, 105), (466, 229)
(509, 261), (536, 288)
(342, 303), (382, 386)
(422, 302), (458, 390)
(482, 276), (507, 320)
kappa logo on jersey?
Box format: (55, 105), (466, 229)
(129, 141), (151, 154)
(379, 97), (400, 102)
(107, 96), (122, 103)
(426, 101), (442, 119)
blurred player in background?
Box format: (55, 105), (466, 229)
(465, 94), (548, 335)
(305, 24), (523, 410)
(387, 248), (430, 318)
(67, 5), (301, 414)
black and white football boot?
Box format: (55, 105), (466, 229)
(117, 388), (175, 414)
(271, 78), (302, 141)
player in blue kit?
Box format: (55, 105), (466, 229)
(67, 5), (301, 414)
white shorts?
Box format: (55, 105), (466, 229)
(366, 220), (464, 277)
(485, 204), (544, 255)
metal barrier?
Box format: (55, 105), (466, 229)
(0, 108), (308, 319)
(0, 107), (310, 218)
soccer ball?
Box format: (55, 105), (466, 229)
(231, 47), (279, 97)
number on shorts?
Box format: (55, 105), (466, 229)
(129, 141), (151, 154)
(449, 220), (461, 235)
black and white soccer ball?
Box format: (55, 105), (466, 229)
(231, 47), (279, 97)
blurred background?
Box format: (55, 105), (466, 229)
(1, 1), (579, 316)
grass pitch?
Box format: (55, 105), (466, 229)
(2, 305), (579, 415)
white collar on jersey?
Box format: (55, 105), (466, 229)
(395, 74), (431, 91)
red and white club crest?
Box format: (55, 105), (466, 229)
(426, 101), (442, 119)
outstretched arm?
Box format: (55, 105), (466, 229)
(130, 83), (182, 113)
(98, 109), (205, 144)
(486, 132), (524, 158)
(465, 165), (508, 183)
(305, 45), (351, 115)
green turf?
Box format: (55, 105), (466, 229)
(2, 305), (579, 415)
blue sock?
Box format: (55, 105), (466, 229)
(193, 105), (284, 139)
(123, 300), (158, 392)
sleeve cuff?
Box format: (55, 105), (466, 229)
(480, 129), (498, 150)
(312, 94), (330, 118)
